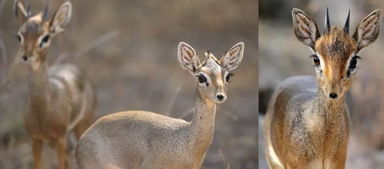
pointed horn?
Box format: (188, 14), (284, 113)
(204, 49), (211, 58)
(344, 9), (350, 34)
(43, 4), (49, 21)
(325, 7), (331, 32)
(26, 3), (31, 17)
(14, 0), (19, 17)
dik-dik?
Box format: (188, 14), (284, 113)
(14, 1), (96, 169)
(75, 42), (244, 169)
(264, 8), (381, 169)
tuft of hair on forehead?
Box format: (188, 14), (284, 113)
(203, 57), (223, 74)
(202, 51), (221, 67)
(315, 27), (356, 61)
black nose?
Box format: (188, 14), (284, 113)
(22, 55), (28, 61)
(216, 94), (224, 101)
(329, 92), (338, 99)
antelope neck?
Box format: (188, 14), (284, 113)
(29, 59), (50, 111)
(187, 94), (217, 155)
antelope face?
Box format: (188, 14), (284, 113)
(16, 14), (50, 63)
(177, 42), (244, 103)
(292, 8), (381, 100)
(14, 0), (72, 66)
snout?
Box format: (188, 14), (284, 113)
(324, 84), (343, 100)
(214, 93), (227, 103)
(22, 55), (28, 61)
(329, 92), (338, 99)
(20, 54), (37, 62)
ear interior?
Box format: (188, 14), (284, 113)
(292, 8), (320, 48)
(14, 0), (28, 24)
(353, 10), (382, 51)
(50, 1), (72, 34)
(220, 42), (244, 71)
(177, 42), (200, 73)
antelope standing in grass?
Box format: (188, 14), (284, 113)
(264, 8), (381, 169)
(75, 42), (244, 169)
(14, 1), (96, 169)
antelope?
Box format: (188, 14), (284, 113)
(14, 1), (96, 169)
(75, 42), (244, 169)
(264, 8), (381, 169)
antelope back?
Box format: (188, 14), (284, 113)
(292, 8), (381, 99)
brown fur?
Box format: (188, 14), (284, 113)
(75, 42), (244, 169)
(14, 1), (96, 169)
(315, 27), (357, 99)
(265, 8), (381, 169)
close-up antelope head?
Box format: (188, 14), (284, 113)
(292, 8), (381, 100)
(14, 0), (72, 70)
(177, 42), (244, 103)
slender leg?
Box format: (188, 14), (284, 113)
(32, 139), (43, 169)
(332, 153), (347, 169)
(56, 137), (68, 169)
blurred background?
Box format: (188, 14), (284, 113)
(0, 0), (258, 169)
(259, 0), (384, 169)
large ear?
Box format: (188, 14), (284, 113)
(50, 1), (72, 34)
(14, 0), (28, 24)
(292, 8), (320, 49)
(177, 42), (200, 73)
(220, 42), (244, 71)
(353, 10), (382, 52)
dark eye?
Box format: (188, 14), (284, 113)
(349, 56), (360, 69)
(347, 55), (361, 78)
(311, 54), (320, 67)
(225, 73), (234, 82)
(197, 74), (207, 84)
(40, 34), (50, 48)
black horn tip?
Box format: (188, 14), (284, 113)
(43, 4), (49, 21)
(344, 9), (351, 34)
(325, 7), (331, 32)
(26, 4), (31, 17)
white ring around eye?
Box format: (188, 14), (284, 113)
(17, 32), (24, 44)
(345, 53), (358, 77)
(224, 71), (229, 82)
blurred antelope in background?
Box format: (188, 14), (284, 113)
(264, 8), (381, 169)
(14, 1), (96, 169)
(75, 42), (244, 169)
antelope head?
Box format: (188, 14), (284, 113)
(177, 42), (244, 103)
(14, 0), (72, 70)
(292, 8), (381, 100)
